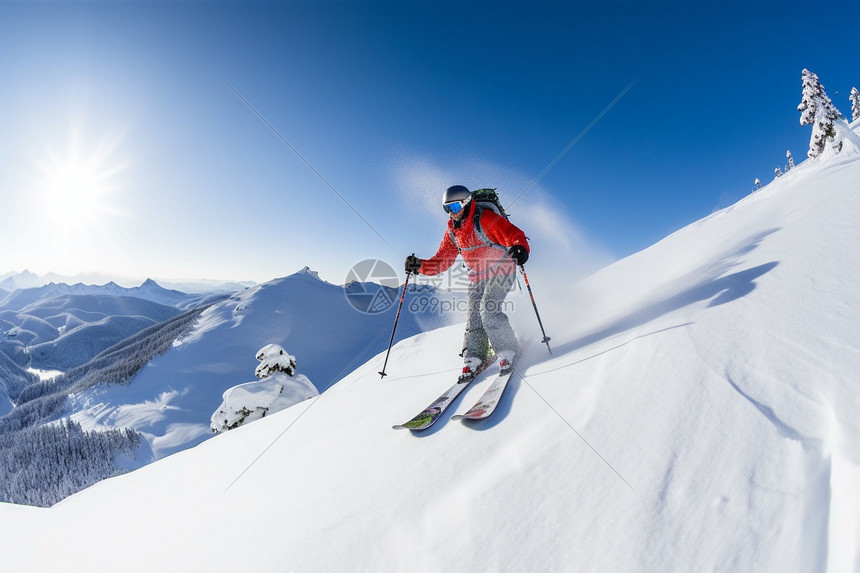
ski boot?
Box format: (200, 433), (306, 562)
(458, 353), (496, 384)
(496, 350), (516, 375)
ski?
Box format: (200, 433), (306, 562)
(451, 371), (513, 421)
(393, 358), (494, 431)
(392, 380), (472, 431)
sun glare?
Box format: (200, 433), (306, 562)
(46, 164), (104, 221)
(35, 131), (127, 230)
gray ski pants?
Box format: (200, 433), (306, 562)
(462, 272), (518, 360)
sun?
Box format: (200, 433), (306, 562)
(45, 163), (106, 223)
(36, 132), (127, 229)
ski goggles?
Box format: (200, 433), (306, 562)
(443, 198), (470, 214)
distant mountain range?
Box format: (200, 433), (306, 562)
(0, 270), (254, 295)
(0, 277), (227, 416)
(0, 279), (192, 310)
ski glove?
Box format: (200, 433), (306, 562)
(405, 254), (423, 274)
(508, 245), (528, 266)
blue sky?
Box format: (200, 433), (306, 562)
(0, 1), (857, 285)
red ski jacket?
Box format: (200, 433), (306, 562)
(420, 204), (529, 282)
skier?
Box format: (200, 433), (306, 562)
(405, 185), (530, 380)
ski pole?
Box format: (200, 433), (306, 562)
(519, 265), (552, 355)
(379, 265), (412, 378)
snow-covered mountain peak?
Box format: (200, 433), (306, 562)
(293, 266), (324, 282)
(0, 269), (39, 291)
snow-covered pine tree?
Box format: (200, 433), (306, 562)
(786, 150), (795, 170)
(755, 178), (761, 189)
(254, 344), (296, 378)
(210, 345), (317, 434)
(851, 87), (860, 122)
(774, 166), (782, 178)
(797, 69), (843, 157)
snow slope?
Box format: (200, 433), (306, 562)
(1, 150), (859, 572)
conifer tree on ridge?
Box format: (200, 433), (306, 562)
(797, 69), (842, 157)
(850, 87), (860, 122)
